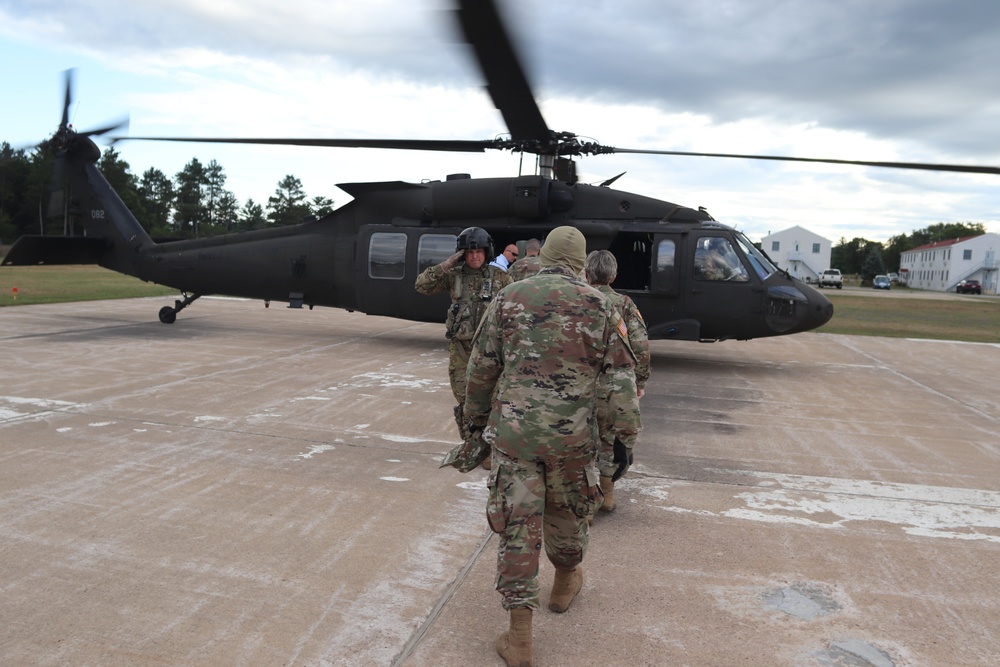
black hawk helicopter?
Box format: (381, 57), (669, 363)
(5, 0), (997, 340)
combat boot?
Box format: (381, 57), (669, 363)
(496, 608), (533, 667)
(548, 566), (583, 613)
(599, 475), (615, 512)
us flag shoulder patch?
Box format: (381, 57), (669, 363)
(617, 318), (629, 339)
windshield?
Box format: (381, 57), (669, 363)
(734, 232), (776, 280)
(694, 236), (749, 282)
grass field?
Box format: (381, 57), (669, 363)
(816, 292), (1000, 343)
(1, 263), (176, 306)
(2, 257), (998, 343)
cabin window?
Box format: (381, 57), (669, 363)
(656, 239), (676, 272)
(418, 234), (458, 273)
(963, 249), (972, 260)
(693, 236), (749, 282)
(812, 243), (821, 254)
(368, 232), (407, 280)
(650, 237), (678, 295)
(771, 241), (780, 252)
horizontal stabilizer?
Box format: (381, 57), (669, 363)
(1, 236), (109, 266)
(336, 181), (428, 199)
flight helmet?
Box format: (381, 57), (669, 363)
(456, 227), (494, 259)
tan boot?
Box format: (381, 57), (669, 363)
(548, 566), (583, 613)
(496, 608), (533, 667)
(599, 475), (615, 512)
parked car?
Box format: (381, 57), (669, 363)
(873, 275), (891, 290)
(956, 279), (982, 294)
(888, 272), (899, 284)
(818, 269), (843, 289)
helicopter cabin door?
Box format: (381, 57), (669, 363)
(684, 233), (763, 340)
(357, 226), (455, 322)
(605, 232), (689, 338)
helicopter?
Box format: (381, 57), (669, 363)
(4, 1), (997, 341)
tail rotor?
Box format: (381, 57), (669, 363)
(44, 69), (128, 220)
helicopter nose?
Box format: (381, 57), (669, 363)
(797, 282), (834, 332)
(763, 282), (833, 335)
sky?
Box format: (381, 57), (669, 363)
(2, 0), (999, 245)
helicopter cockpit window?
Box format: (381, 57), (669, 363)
(418, 234), (458, 274)
(368, 232), (407, 280)
(734, 232), (776, 280)
(693, 236), (749, 282)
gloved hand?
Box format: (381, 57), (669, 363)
(442, 251), (464, 270)
(611, 437), (633, 482)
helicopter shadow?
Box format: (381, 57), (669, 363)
(641, 350), (804, 439)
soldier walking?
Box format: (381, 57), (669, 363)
(584, 249), (649, 512)
(456, 226), (641, 666)
(508, 238), (542, 281)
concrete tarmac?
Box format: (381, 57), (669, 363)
(1, 297), (998, 666)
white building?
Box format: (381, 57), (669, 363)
(760, 226), (832, 283)
(899, 233), (999, 294)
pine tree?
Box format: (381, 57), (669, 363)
(861, 246), (887, 283)
(138, 167), (175, 237)
(266, 175), (312, 227)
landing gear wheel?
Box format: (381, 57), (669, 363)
(157, 293), (200, 324)
(159, 306), (177, 324)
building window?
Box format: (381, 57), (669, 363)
(771, 241), (780, 252)
(963, 249), (972, 260)
(812, 243), (821, 253)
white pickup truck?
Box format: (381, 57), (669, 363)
(818, 269), (843, 289)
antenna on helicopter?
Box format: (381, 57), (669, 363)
(598, 172), (627, 188)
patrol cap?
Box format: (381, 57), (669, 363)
(439, 429), (490, 472)
(540, 226), (586, 275)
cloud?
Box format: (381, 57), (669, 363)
(2, 0), (998, 242)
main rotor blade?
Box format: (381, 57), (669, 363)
(60, 68), (74, 129)
(453, 0), (551, 144)
(82, 116), (129, 139)
(113, 136), (495, 153)
(609, 147), (1000, 176)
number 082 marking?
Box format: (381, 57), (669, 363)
(91, 209), (105, 219)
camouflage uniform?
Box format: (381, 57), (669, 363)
(465, 265), (640, 610)
(508, 255), (542, 282)
(414, 261), (511, 407)
(593, 285), (648, 478)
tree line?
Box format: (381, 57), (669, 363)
(0, 142), (334, 244)
(830, 221), (988, 281)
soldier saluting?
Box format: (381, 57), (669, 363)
(415, 227), (511, 442)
